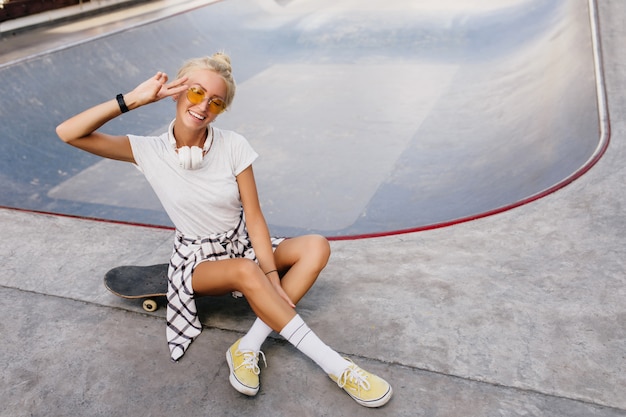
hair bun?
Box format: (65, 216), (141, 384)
(212, 52), (232, 71)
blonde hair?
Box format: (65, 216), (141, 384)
(176, 52), (236, 109)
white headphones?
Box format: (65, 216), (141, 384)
(168, 120), (214, 170)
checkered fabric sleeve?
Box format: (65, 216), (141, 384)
(166, 214), (284, 361)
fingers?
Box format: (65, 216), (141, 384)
(169, 76), (188, 88)
(167, 77), (189, 96)
(126, 72), (184, 107)
(153, 72), (184, 90)
(149, 74), (187, 100)
(279, 287), (296, 308)
(154, 71), (168, 82)
(270, 280), (295, 308)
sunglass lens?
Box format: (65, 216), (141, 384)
(187, 87), (205, 104)
(209, 99), (226, 114)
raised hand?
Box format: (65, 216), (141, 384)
(128, 72), (189, 107)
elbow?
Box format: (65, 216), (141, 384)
(55, 123), (72, 144)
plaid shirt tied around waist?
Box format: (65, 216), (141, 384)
(166, 214), (284, 361)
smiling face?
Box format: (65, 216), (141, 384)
(175, 69), (228, 131)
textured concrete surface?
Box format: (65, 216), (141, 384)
(1, 0), (625, 416)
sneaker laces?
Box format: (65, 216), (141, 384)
(235, 350), (267, 375)
(336, 364), (371, 393)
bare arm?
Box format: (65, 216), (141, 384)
(237, 165), (296, 308)
(55, 72), (188, 162)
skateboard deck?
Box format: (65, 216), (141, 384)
(104, 264), (168, 312)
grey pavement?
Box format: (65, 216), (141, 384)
(1, 0), (625, 416)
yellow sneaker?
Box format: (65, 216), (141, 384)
(330, 360), (393, 408)
(225, 338), (266, 396)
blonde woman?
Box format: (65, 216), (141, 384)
(56, 53), (392, 408)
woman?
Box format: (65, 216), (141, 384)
(56, 53), (392, 408)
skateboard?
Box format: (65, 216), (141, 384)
(104, 264), (168, 312)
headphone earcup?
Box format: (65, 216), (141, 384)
(177, 146), (204, 170)
(190, 146), (203, 170)
(178, 146), (191, 169)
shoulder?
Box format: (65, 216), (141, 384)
(211, 126), (258, 174)
(212, 126), (248, 145)
(212, 126), (256, 156)
(128, 132), (171, 168)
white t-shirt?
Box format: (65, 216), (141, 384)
(128, 122), (258, 237)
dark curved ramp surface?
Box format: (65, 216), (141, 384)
(0, 0), (605, 238)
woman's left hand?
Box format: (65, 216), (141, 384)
(271, 280), (296, 309)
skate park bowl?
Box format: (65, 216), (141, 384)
(0, 0), (608, 239)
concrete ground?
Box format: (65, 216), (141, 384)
(1, 0), (625, 416)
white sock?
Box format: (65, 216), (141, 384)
(239, 317), (273, 352)
(279, 314), (350, 376)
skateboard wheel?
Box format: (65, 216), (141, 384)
(143, 299), (158, 312)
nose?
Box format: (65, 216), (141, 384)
(195, 96), (212, 112)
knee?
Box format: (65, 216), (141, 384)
(234, 259), (266, 292)
(305, 234), (331, 269)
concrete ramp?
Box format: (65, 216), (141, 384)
(0, 0), (605, 238)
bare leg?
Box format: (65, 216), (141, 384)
(237, 234), (331, 351)
(209, 236), (392, 406)
(192, 257), (295, 332)
(273, 234), (331, 303)
(192, 234), (329, 333)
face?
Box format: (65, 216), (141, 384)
(175, 69), (228, 130)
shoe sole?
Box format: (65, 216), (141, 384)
(226, 349), (259, 396)
(348, 385), (393, 408)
